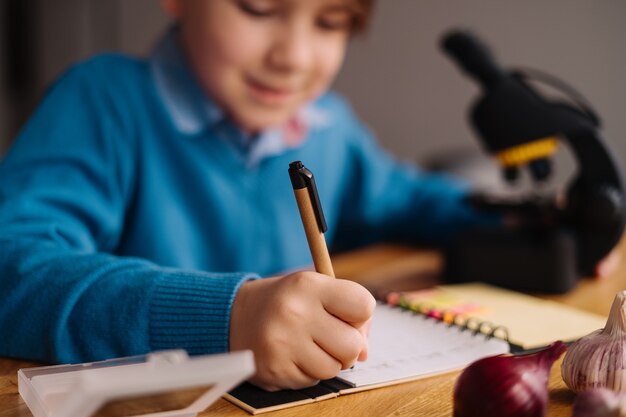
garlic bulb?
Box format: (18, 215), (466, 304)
(573, 388), (626, 417)
(562, 291), (626, 393)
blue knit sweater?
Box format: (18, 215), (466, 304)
(0, 35), (491, 365)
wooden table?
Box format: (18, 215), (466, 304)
(2, 240), (625, 417)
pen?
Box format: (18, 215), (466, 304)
(288, 161), (335, 277)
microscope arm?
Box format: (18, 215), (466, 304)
(557, 113), (626, 274)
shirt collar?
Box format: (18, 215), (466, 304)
(149, 27), (331, 165)
(150, 27), (224, 135)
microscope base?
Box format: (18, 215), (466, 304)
(444, 227), (578, 294)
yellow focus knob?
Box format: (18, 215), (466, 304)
(495, 137), (559, 167)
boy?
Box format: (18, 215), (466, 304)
(0, 0), (616, 391)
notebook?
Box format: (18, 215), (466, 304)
(225, 301), (510, 414)
(389, 282), (607, 351)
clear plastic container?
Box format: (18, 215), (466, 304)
(18, 350), (254, 417)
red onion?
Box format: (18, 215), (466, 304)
(572, 388), (626, 417)
(453, 341), (567, 417)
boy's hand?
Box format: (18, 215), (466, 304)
(229, 272), (376, 391)
(594, 248), (622, 279)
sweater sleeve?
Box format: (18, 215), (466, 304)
(331, 101), (499, 250)
(0, 59), (256, 364)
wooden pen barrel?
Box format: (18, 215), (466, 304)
(292, 187), (335, 277)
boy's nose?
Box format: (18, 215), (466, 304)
(267, 25), (314, 73)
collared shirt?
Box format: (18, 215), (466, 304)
(149, 28), (329, 167)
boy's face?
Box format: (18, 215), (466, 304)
(164, 0), (354, 134)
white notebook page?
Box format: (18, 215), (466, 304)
(337, 303), (510, 387)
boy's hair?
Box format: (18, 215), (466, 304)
(351, 0), (375, 34)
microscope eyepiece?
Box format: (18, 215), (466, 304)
(441, 30), (506, 89)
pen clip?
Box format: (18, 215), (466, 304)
(288, 161), (328, 233)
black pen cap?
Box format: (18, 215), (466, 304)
(288, 161), (328, 233)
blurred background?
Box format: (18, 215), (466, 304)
(1, 0), (625, 190)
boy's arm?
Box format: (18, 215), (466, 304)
(0, 64), (254, 363)
(0, 239), (255, 363)
(332, 118), (498, 250)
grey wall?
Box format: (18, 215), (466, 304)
(2, 0), (625, 184)
(33, 0), (168, 97)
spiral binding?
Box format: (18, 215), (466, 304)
(397, 298), (510, 343)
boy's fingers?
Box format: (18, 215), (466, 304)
(356, 319), (371, 361)
(251, 365), (319, 391)
(595, 249), (621, 279)
(319, 279), (376, 323)
(294, 340), (343, 380)
(312, 315), (366, 369)
(357, 341), (368, 362)
(279, 368), (320, 391)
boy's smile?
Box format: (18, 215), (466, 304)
(162, 0), (357, 135)
(245, 76), (299, 107)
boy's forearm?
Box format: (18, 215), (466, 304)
(0, 236), (257, 363)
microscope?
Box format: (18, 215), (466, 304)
(440, 31), (625, 293)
